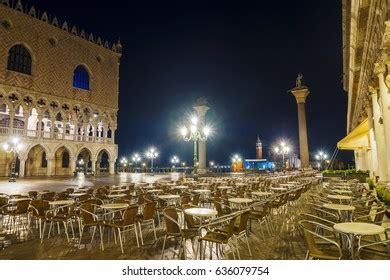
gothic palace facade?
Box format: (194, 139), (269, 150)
(0, 1), (121, 177)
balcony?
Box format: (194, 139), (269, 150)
(0, 126), (114, 144)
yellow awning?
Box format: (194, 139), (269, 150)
(337, 118), (370, 150)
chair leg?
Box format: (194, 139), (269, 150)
(245, 233), (252, 257)
(161, 235), (167, 259)
(134, 225), (140, 248)
(41, 222), (46, 243)
(91, 226), (97, 244)
(63, 221), (70, 243)
(235, 237), (241, 260)
(152, 221), (157, 242)
(118, 228), (124, 254)
(138, 222), (144, 246)
(70, 221), (75, 239)
(99, 226), (105, 251)
(78, 226), (84, 248)
(47, 221), (53, 239)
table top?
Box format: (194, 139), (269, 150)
(49, 200), (75, 205)
(252, 191), (273, 196)
(184, 207), (218, 217)
(100, 203), (129, 209)
(334, 222), (385, 236)
(8, 197), (31, 203)
(323, 203), (355, 211)
(217, 186), (233, 190)
(107, 194), (127, 198)
(327, 194), (352, 200)
(158, 194), (180, 199)
(331, 189), (353, 194)
(173, 186), (189, 189)
(193, 189), (211, 193)
(228, 198), (253, 204)
(147, 189), (163, 193)
(69, 192), (87, 197)
(270, 187), (287, 191)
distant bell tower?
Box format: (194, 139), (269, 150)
(256, 136), (263, 159)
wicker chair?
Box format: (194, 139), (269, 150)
(29, 199), (50, 238)
(104, 205), (140, 253)
(42, 204), (75, 243)
(138, 201), (157, 245)
(78, 203), (105, 250)
(161, 207), (197, 259)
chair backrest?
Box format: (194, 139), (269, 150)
(213, 198), (224, 217)
(122, 205), (139, 226)
(192, 194), (200, 206)
(142, 201), (156, 220)
(182, 204), (197, 228)
(225, 215), (238, 238)
(181, 195), (191, 206)
(66, 188), (74, 194)
(80, 203), (96, 224)
(30, 199), (50, 216)
(28, 191), (38, 199)
(238, 210), (250, 233)
(42, 192), (56, 201)
(0, 196), (8, 207)
(163, 207), (181, 235)
(16, 200), (31, 214)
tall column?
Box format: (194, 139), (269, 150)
(193, 98), (210, 174)
(369, 86), (388, 181)
(91, 159), (96, 174)
(8, 107), (15, 135)
(37, 113), (43, 139)
(289, 82), (310, 169)
(18, 156), (26, 178)
(70, 157), (76, 174)
(50, 117), (55, 139)
(364, 97), (377, 178)
(46, 157), (54, 176)
(375, 63), (390, 181)
(109, 160), (116, 175)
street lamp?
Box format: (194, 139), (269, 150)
(3, 137), (23, 182)
(209, 161), (215, 172)
(180, 116), (211, 175)
(315, 151), (328, 171)
(120, 157), (128, 172)
(273, 141), (290, 172)
(231, 154), (242, 172)
(131, 153), (141, 172)
(78, 158), (84, 173)
(146, 148), (158, 173)
(171, 155), (179, 171)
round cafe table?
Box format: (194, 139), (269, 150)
(68, 192), (87, 197)
(251, 191), (272, 197)
(333, 222), (385, 259)
(158, 194), (180, 206)
(100, 203), (129, 210)
(184, 207), (217, 219)
(327, 194), (352, 204)
(228, 198), (253, 209)
(107, 193), (127, 199)
(323, 203), (355, 222)
(270, 187), (287, 192)
(49, 200), (75, 206)
(331, 189), (352, 194)
(8, 197), (31, 203)
(217, 186), (232, 190)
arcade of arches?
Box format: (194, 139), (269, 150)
(0, 144), (115, 177)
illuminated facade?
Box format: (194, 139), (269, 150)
(0, 1), (121, 177)
(339, 0), (390, 182)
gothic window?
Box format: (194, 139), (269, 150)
(62, 151), (70, 168)
(7, 44), (32, 75)
(73, 65), (90, 90)
(41, 152), (47, 168)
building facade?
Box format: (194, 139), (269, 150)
(0, 1), (121, 177)
(340, 0), (390, 182)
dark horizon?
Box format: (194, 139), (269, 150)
(23, 0), (353, 166)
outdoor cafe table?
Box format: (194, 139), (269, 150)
(228, 198), (253, 209)
(146, 189), (163, 193)
(217, 186), (233, 190)
(331, 189), (353, 195)
(333, 222), (385, 259)
(251, 191), (272, 198)
(323, 203), (355, 222)
(184, 207), (217, 219)
(8, 197), (31, 203)
(107, 193), (127, 199)
(173, 186), (189, 190)
(327, 194), (352, 203)
(49, 200), (75, 206)
(68, 192), (87, 197)
(100, 203), (129, 210)
(158, 194), (180, 206)
(270, 187), (287, 192)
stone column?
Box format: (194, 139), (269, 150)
(193, 99), (210, 174)
(37, 113), (43, 139)
(8, 107), (15, 135)
(91, 159), (96, 174)
(70, 157), (76, 174)
(18, 156), (26, 178)
(46, 157), (54, 176)
(369, 86), (388, 181)
(109, 160), (116, 175)
(375, 63), (390, 181)
(289, 86), (310, 168)
(50, 117), (56, 139)
(364, 97), (377, 178)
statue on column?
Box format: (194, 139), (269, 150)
(296, 73), (304, 88)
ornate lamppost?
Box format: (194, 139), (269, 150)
(120, 157), (128, 172)
(146, 148), (158, 174)
(180, 116), (210, 175)
(3, 137), (23, 182)
(231, 154), (242, 172)
(315, 151), (328, 171)
(132, 153), (141, 173)
(171, 155), (179, 172)
(274, 141), (290, 172)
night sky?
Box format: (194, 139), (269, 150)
(23, 0), (352, 166)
